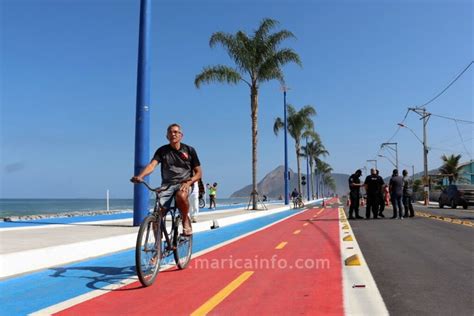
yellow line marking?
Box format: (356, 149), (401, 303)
(293, 229), (301, 235)
(317, 209), (324, 214)
(303, 223), (309, 226)
(415, 211), (473, 228)
(191, 271), (254, 316)
(275, 241), (288, 249)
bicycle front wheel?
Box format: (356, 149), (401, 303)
(173, 216), (193, 269)
(135, 215), (162, 287)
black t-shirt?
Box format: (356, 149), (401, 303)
(364, 175), (384, 196)
(348, 174), (361, 193)
(152, 143), (200, 185)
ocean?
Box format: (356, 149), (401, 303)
(0, 197), (250, 218)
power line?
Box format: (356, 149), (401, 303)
(455, 120), (473, 159)
(431, 113), (474, 124)
(420, 61), (473, 107)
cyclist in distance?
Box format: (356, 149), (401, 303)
(131, 123), (202, 236)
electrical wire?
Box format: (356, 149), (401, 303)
(455, 120), (473, 159)
(420, 61), (473, 107)
(430, 113), (474, 124)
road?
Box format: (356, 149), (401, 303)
(346, 202), (474, 315)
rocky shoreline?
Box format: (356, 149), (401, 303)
(2, 209), (132, 222)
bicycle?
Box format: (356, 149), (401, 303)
(292, 196), (305, 208)
(135, 181), (193, 287)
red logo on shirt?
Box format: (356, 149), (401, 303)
(179, 151), (188, 160)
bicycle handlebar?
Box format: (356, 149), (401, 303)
(132, 178), (193, 194)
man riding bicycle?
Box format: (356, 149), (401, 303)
(131, 123), (202, 236)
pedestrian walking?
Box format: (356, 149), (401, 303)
(402, 169), (415, 217)
(348, 169), (364, 219)
(207, 182), (217, 209)
(364, 168), (384, 219)
(389, 169), (404, 219)
(188, 181), (199, 223)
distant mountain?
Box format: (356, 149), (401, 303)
(230, 165), (350, 198)
(330, 173), (351, 196)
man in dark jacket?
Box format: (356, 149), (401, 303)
(364, 168), (385, 219)
(348, 169), (364, 219)
(402, 169), (415, 217)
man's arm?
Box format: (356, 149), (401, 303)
(131, 160), (159, 183)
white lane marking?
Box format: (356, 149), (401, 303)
(338, 207), (388, 315)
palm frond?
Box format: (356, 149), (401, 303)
(195, 65), (243, 88)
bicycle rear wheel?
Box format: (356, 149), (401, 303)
(135, 215), (162, 287)
(199, 197), (205, 208)
(173, 215), (193, 269)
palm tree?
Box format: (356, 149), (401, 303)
(439, 154), (463, 184)
(274, 104), (316, 194)
(302, 138), (329, 199)
(195, 18), (302, 209)
(323, 174), (336, 194)
(316, 160), (333, 197)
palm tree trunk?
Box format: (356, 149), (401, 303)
(251, 85), (258, 210)
(296, 140), (302, 195)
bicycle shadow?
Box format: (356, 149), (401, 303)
(49, 265), (143, 291)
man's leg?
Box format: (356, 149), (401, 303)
(408, 197), (415, 217)
(365, 198), (371, 219)
(391, 195), (397, 218)
(348, 199), (354, 218)
(176, 190), (192, 235)
(402, 196), (409, 217)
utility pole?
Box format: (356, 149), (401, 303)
(409, 107), (431, 205)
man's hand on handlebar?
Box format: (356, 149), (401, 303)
(179, 178), (193, 193)
(130, 176), (144, 184)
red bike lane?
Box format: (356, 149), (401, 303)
(56, 200), (343, 315)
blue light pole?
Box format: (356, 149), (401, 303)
(283, 86), (289, 205)
(306, 138), (310, 200)
(133, 0), (152, 226)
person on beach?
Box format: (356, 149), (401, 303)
(402, 169), (415, 218)
(131, 123), (202, 235)
(389, 169), (404, 220)
(348, 169), (364, 219)
(207, 183), (217, 209)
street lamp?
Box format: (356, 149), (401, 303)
(281, 85), (290, 205)
(399, 108), (431, 206)
(380, 142), (398, 171)
(367, 159), (377, 170)
(378, 154), (396, 168)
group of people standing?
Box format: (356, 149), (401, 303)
(348, 168), (415, 220)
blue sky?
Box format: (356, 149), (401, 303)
(1, 0), (472, 198)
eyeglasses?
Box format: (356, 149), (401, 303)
(168, 130), (182, 135)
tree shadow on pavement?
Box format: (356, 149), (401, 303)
(49, 265), (143, 291)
